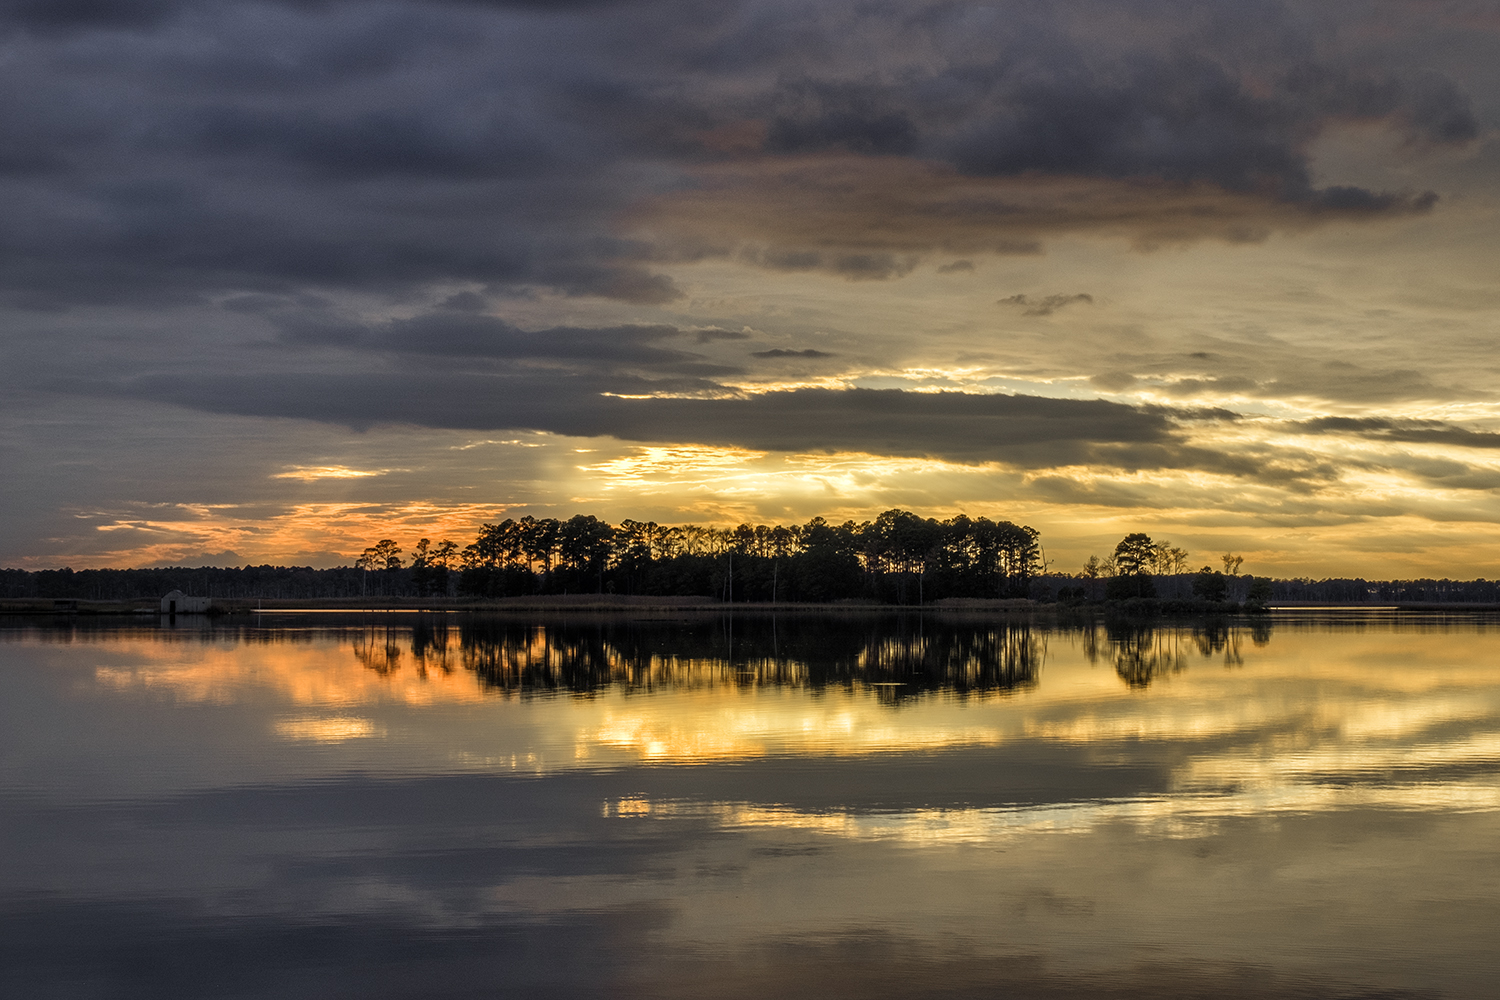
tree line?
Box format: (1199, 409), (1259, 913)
(5, 518), (1497, 605)
(1065, 532), (1264, 604)
(451, 509), (1042, 603)
(0, 509), (1041, 604)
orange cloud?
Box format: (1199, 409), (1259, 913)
(60, 501), (511, 568)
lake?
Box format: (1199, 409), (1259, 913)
(3, 610), (1499, 998)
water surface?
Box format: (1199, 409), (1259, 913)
(3, 611), (1499, 998)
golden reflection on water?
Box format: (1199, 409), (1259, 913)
(82, 617), (1048, 710)
(88, 630), (489, 707)
(602, 776), (1500, 848)
(580, 689), (1005, 762)
(273, 715), (381, 742)
(35, 615), (1500, 832)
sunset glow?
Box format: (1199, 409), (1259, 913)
(4, 1), (1500, 580)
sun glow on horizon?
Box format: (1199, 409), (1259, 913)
(49, 501), (510, 570)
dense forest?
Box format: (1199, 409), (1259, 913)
(2, 510), (1498, 605)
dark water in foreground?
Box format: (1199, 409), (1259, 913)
(3, 610), (1499, 998)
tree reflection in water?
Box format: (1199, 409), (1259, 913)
(351, 621), (403, 676)
(351, 613), (460, 679)
(1083, 619), (1273, 688)
(408, 615), (455, 679)
(347, 614), (1045, 700)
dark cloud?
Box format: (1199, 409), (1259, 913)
(738, 246), (920, 280)
(765, 80), (920, 157)
(751, 348), (833, 359)
(632, 1), (1467, 273)
(59, 344), (1302, 481)
(96, 367), (1204, 468)
(1000, 293), (1094, 317)
(935, 260), (974, 273)
(1292, 416), (1500, 450)
(0, 0), (189, 32)
(1159, 375), (1262, 396)
(605, 391), (1182, 466)
(946, 50), (1315, 190)
(695, 328), (751, 343)
(0, 0), (634, 35)
(0, 0), (1478, 313)
(439, 290), (490, 312)
(1402, 71), (1480, 145)
(645, 154), (1425, 272)
(934, 46), (1472, 204)
(175, 104), (558, 182)
(0, 1), (684, 308)
(1282, 60), (1479, 148)
(274, 312), (741, 376)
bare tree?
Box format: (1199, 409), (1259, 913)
(1151, 541), (1172, 574)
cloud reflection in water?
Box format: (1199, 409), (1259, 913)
(7, 613), (1500, 998)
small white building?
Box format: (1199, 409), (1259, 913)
(160, 590), (212, 614)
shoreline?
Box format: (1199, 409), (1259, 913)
(7, 595), (1500, 617)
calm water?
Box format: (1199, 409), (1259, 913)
(3, 610), (1500, 998)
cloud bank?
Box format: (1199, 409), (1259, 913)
(0, 0), (1477, 311)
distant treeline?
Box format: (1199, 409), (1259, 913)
(455, 510), (1041, 603)
(0, 565), (370, 602)
(1264, 578), (1500, 603)
(1063, 574), (1500, 605)
(0, 510), (1042, 604)
(4, 509), (1499, 605)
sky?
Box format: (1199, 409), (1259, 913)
(3, 0), (1500, 578)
